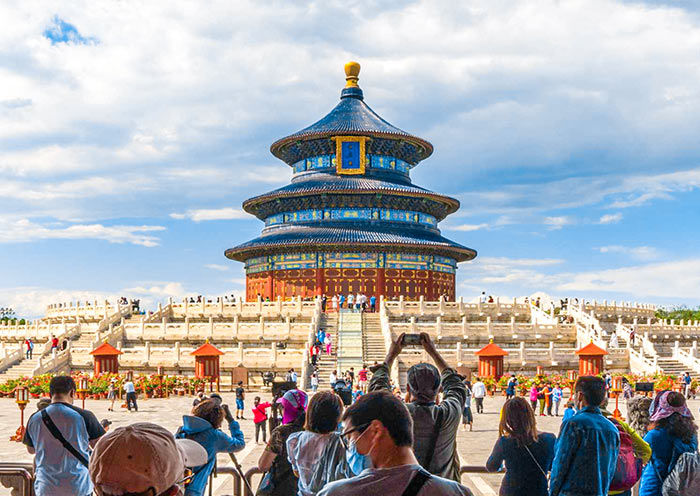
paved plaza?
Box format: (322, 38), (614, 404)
(2, 392), (699, 495)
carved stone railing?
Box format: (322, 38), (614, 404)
(382, 295), (531, 318)
(169, 296), (317, 319)
(672, 343), (700, 374)
(45, 301), (132, 321)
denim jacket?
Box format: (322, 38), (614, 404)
(549, 406), (620, 496)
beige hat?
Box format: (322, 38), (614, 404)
(90, 422), (207, 495)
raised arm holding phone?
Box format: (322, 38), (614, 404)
(369, 332), (467, 482)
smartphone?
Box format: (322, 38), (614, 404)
(402, 334), (421, 346)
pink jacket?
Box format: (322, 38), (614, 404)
(529, 387), (539, 402)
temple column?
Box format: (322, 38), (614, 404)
(315, 268), (325, 297)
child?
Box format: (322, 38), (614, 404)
(251, 396), (271, 443)
(352, 385), (363, 403)
(562, 401), (576, 422)
(311, 372), (319, 393)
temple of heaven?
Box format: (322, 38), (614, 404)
(225, 62), (477, 301)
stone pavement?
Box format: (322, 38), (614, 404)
(1, 393), (699, 496)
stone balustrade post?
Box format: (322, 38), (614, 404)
(237, 343), (244, 363)
(161, 318), (167, 338)
(219, 298), (224, 315)
(271, 342), (277, 364)
(233, 315), (239, 337)
(208, 317), (214, 340)
(510, 316), (516, 333)
(647, 317), (652, 325)
(297, 297), (302, 313)
(286, 316), (292, 334)
(419, 295), (425, 315)
(175, 342), (180, 363)
(436, 316), (442, 337)
(461, 316), (467, 335)
(439, 297), (445, 313)
(140, 316), (145, 339)
(410, 316), (417, 333)
(486, 316), (493, 335)
(259, 316), (265, 335)
(145, 341), (151, 362)
(495, 297), (501, 313)
(520, 341), (525, 364)
(691, 342), (697, 358)
(458, 296), (464, 313)
(549, 342), (554, 363)
(201, 297), (206, 314)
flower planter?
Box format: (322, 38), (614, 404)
(30, 393), (40, 398)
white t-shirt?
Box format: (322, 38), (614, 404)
(472, 382), (486, 398)
(318, 464), (471, 496)
(123, 381), (135, 393)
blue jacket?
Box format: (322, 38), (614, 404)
(176, 415), (245, 496)
(549, 406), (620, 496)
(639, 427), (698, 496)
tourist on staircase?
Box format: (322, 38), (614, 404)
(369, 332), (467, 482)
(486, 397), (556, 496)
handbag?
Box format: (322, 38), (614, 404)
(523, 442), (549, 481)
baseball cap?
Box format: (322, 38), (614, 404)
(100, 419), (112, 429)
(407, 363), (441, 403)
(209, 393), (223, 405)
(90, 422), (207, 495)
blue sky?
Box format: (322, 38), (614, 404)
(2, 1), (700, 318)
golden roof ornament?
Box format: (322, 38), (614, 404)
(344, 61), (360, 88)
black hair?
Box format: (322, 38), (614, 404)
(574, 376), (606, 407)
(342, 391), (413, 447)
(305, 391), (343, 433)
(50, 376), (76, 396)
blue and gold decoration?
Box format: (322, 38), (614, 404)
(226, 62), (477, 300)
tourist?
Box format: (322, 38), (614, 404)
(331, 294), (339, 312)
(348, 294), (355, 311)
(599, 396), (651, 496)
(682, 372), (692, 398)
(339, 294), (346, 309)
(529, 384), (539, 412)
(257, 390), (308, 495)
(544, 384), (553, 416)
(311, 372), (319, 393)
(192, 391), (206, 408)
(552, 385), (563, 416)
(287, 368), (299, 384)
(50, 334), (59, 353)
(462, 379), (473, 432)
(472, 377), (486, 414)
(252, 396), (272, 444)
(330, 370), (338, 389)
(107, 378), (117, 412)
(369, 332), (468, 482)
(355, 292), (362, 312)
(35, 398), (51, 411)
(322, 294), (327, 312)
(234, 382), (246, 419)
(549, 376), (620, 496)
(662, 450), (700, 496)
(90, 422), (207, 496)
(100, 419), (112, 432)
(124, 377), (138, 412)
(311, 344), (320, 366)
(609, 331), (619, 349)
(486, 397), (556, 496)
(562, 401), (576, 423)
(479, 291), (488, 304)
(319, 391), (472, 496)
(23, 376), (106, 496)
(358, 364), (369, 393)
(24, 337), (34, 359)
(370, 295), (376, 312)
(505, 374), (517, 400)
(318, 328), (326, 346)
(325, 334), (333, 356)
(352, 385), (363, 403)
(176, 399), (245, 496)
(639, 391), (698, 496)
(287, 391), (359, 495)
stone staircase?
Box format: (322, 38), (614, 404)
(1, 357), (37, 380)
(337, 310), (364, 375)
(316, 313), (338, 390)
(362, 312), (386, 366)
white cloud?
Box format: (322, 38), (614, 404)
(544, 216), (573, 230)
(122, 282), (187, 301)
(444, 223), (489, 232)
(599, 213), (623, 224)
(557, 258), (700, 299)
(0, 218), (165, 247)
(170, 208), (248, 222)
(204, 264), (230, 271)
(598, 245), (659, 261)
(0, 287), (119, 320)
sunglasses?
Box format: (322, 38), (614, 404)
(339, 422), (370, 450)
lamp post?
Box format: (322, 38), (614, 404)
(157, 366), (164, 398)
(566, 370), (578, 398)
(10, 386), (29, 442)
(78, 377), (89, 409)
(611, 376), (623, 420)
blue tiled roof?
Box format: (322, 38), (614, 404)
(243, 173), (459, 213)
(270, 90), (433, 164)
(225, 225), (476, 262)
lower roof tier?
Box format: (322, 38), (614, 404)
(225, 225), (476, 263)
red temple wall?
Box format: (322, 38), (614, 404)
(246, 268), (455, 301)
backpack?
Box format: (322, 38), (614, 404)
(608, 418), (643, 492)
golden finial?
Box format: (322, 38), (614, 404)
(344, 61), (361, 88)
(489, 338), (494, 344)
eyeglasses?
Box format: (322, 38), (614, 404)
(339, 422), (370, 450)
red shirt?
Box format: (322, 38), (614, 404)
(358, 369), (368, 381)
(51, 338), (59, 348)
(252, 402), (271, 424)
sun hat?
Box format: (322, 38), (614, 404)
(649, 391), (693, 422)
(89, 422), (207, 495)
(407, 363), (441, 403)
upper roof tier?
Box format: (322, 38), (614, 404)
(270, 62), (433, 166)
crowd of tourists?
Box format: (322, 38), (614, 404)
(20, 330), (700, 496)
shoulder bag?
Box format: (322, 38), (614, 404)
(40, 409), (89, 468)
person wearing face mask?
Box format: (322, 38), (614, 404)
(319, 391), (471, 496)
(368, 332), (467, 482)
(549, 376), (620, 496)
(286, 391), (364, 495)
